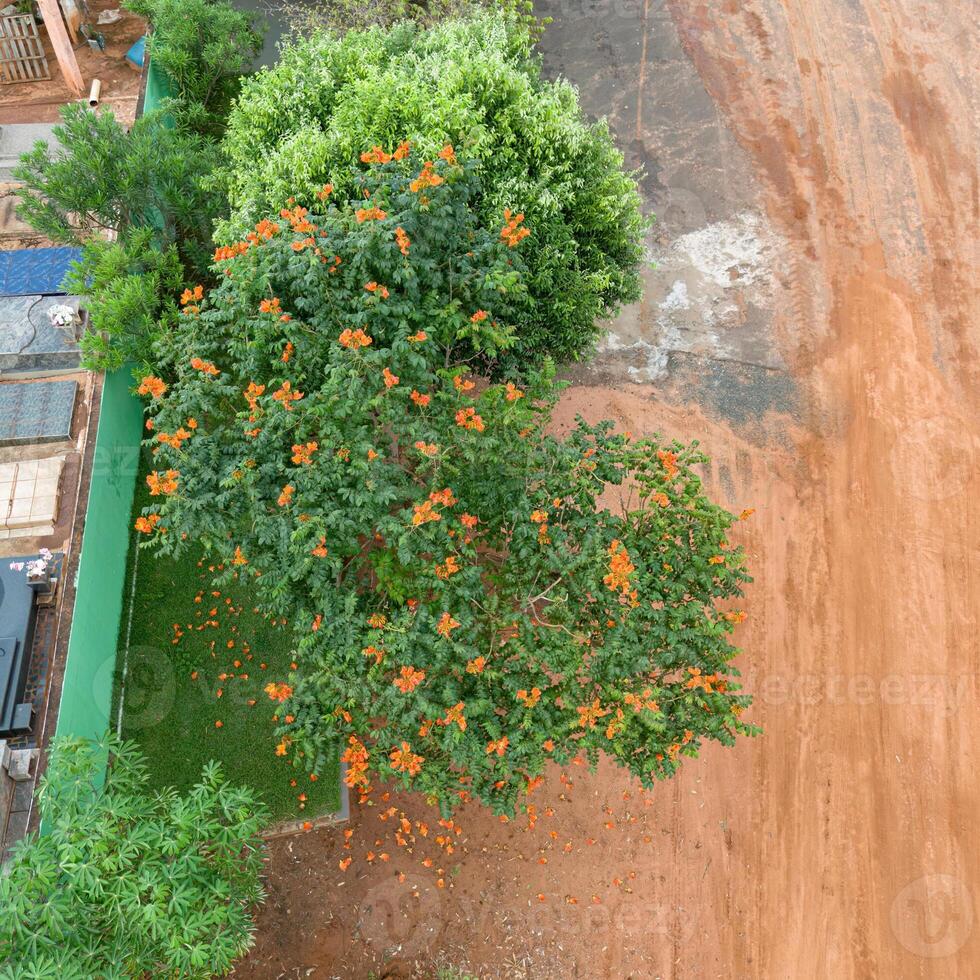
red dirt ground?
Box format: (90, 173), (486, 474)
(235, 1), (978, 977)
(0, 0), (145, 126)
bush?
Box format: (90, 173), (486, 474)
(218, 14), (645, 365)
(134, 151), (755, 818)
(0, 734), (267, 978)
(14, 103), (223, 274)
(66, 228), (183, 371)
(124, 0), (263, 135)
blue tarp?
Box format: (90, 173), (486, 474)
(0, 247), (80, 297)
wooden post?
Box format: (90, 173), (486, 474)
(36, 0), (83, 97)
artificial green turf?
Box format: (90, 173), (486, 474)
(111, 454), (339, 822)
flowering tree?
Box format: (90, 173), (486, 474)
(137, 147), (756, 816)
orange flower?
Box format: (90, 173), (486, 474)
(652, 491), (669, 507)
(470, 309), (488, 323)
(436, 612), (460, 638)
(214, 242), (249, 262)
(186, 418), (197, 429)
(440, 702), (466, 731)
(395, 226), (410, 255)
(453, 375), (475, 393)
(264, 681), (293, 702)
(146, 469), (179, 496)
(367, 613), (387, 628)
(232, 546), (248, 566)
(363, 645), (384, 665)
(486, 736), (509, 757)
(739, 507), (755, 521)
(361, 145), (392, 164)
(466, 656), (486, 675)
(603, 539), (635, 594)
(281, 341), (294, 363)
(312, 536), (328, 558)
(393, 140), (411, 160)
(275, 740), (288, 756)
(259, 297), (281, 314)
(407, 330), (427, 343)
(504, 382), (524, 402)
(243, 381), (265, 410)
(657, 449), (679, 479)
(412, 500), (440, 525)
(501, 208), (530, 247)
(338, 328), (372, 349)
(134, 514), (161, 534)
(517, 687), (541, 708)
(291, 441), (318, 465)
(410, 389), (430, 407)
(460, 513), (478, 530)
(576, 699), (609, 729)
(341, 735), (370, 788)
(272, 380), (303, 409)
(434, 555), (460, 579)
(429, 487), (456, 507)
(316, 183), (334, 201)
(409, 161), (443, 193)
(214, 720), (223, 728)
(438, 143), (456, 164)
(389, 741), (423, 776)
(455, 407), (485, 432)
(278, 485), (294, 507)
(190, 356), (219, 376)
(355, 206), (387, 222)
(382, 367), (399, 388)
(364, 281), (390, 298)
(138, 375), (166, 398)
(394, 666), (425, 693)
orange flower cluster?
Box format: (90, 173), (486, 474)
(470, 309), (488, 323)
(264, 681), (293, 702)
(339, 327), (372, 349)
(410, 389), (430, 407)
(415, 441), (438, 457)
(501, 208), (530, 247)
(291, 236), (316, 252)
(686, 668), (727, 693)
(436, 612), (460, 638)
(365, 281), (390, 298)
(367, 613), (387, 628)
(657, 449), (679, 479)
(316, 183), (334, 201)
(213, 241), (250, 262)
(389, 741), (423, 776)
(409, 161), (443, 193)
(312, 536), (328, 558)
(623, 687), (659, 712)
(282, 341), (294, 363)
(466, 656), (486, 674)
(156, 426), (193, 449)
(272, 380), (303, 410)
(430, 488), (456, 507)
(146, 469), (179, 496)
(190, 357), (219, 376)
(232, 546), (248, 566)
(517, 687), (541, 708)
(134, 513), (162, 534)
(486, 736), (509, 757)
(603, 539), (636, 594)
(460, 513), (478, 529)
(243, 382), (265, 412)
(438, 144), (457, 164)
(394, 665), (426, 693)
(361, 145), (394, 164)
(382, 367), (399, 388)
(259, 297), (281, 314)
(291, 441), (318, 465)
(395, 226), (410, 255)
(453, 375), (475, 393)
(180, 285), (204, 314)
(434, 555), (460, 579)
(280, 204), (315, 235)
(277, 484), (294, 506)
(342, 735), (370, 788)
(576, 699), (609, 729)
(439, 702), (466, 731)
(408, 330), (427, 343)
(455, 407), (485, 432)
(138, 375), (166, 398)
(530, 508), (551, 545)
(356, 206), (388, 223)
(505, 382), (524, 402)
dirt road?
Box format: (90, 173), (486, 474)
(239, 2), (978, 976)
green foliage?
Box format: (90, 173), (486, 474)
(219, 14), (645, 365)
(0, 734), (267, 979)
(66, 228), (184, 372)
(124, 0), (263, 135)
(136, 153), (755, 819)
(13, 103), (223, 273)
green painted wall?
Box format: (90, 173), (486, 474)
(55, 369), (142, 742)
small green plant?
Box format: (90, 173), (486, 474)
(0, 733), (267, 978)
(66, 228), (183, 371)
(124, 0), (263, 135)
(14, 103), (223, 273)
